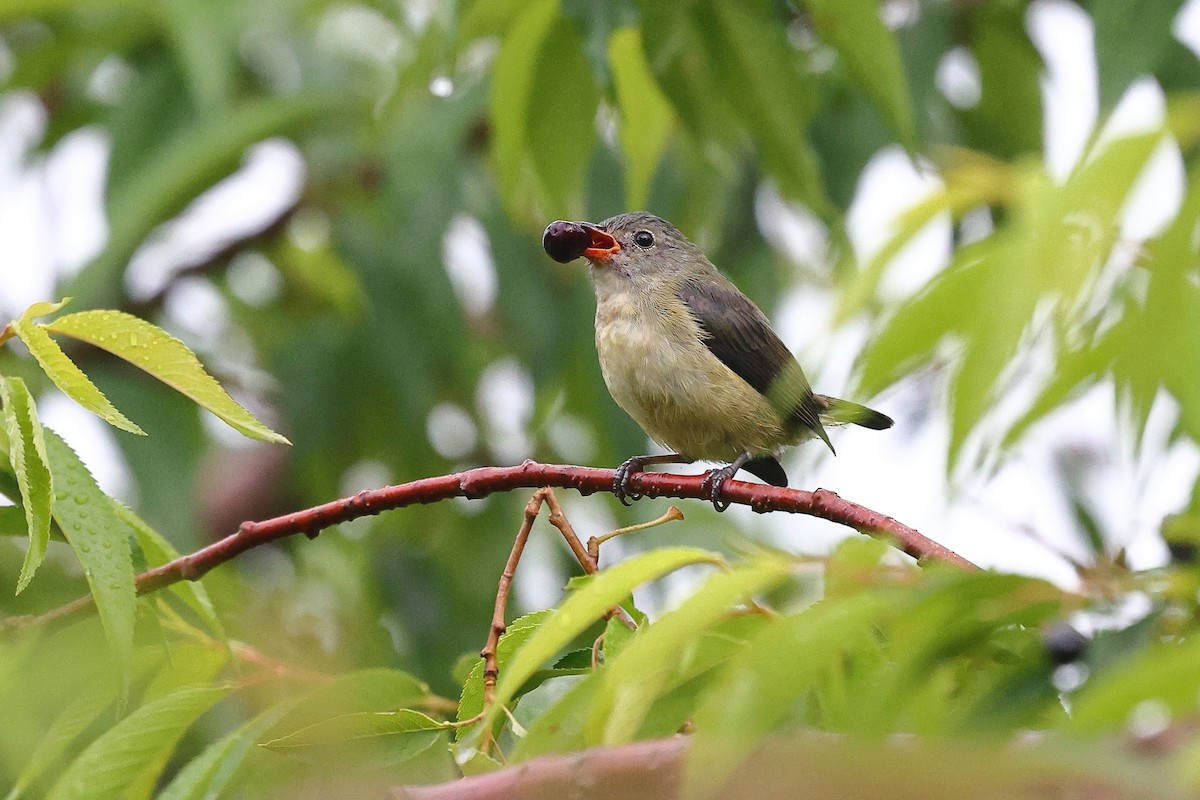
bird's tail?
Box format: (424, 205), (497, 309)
(816, 395), (893, 430)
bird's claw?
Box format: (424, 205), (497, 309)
(701, 466), (738, 512)
(613, 458), (645, 506)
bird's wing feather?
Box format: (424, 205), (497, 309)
(677, 278), (831, 450)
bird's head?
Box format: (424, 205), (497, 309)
(543, 212), (709, 287)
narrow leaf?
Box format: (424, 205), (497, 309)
(457, 610), (551, 733)
(1069, 637), (1200, 735)
(155, 705), (292, 800)
(266, 668), (432, 742)
(43, 428), (137, 701)
(45, 686), (228, 800)
(66, 95), (338, 310)
(113, 500), (224, 636)
(0, 376), (53, 593)
(684, 594), (890, 796)
(490, 0), (599, 217)
(609, 27), (674, 207)
(589, 556), (792, 745)
(11, 316), (143, 436)
(4, 690), (113, 800)
(45, 310), (289, 444)
(261, 709), (447, 752)
(481, 547), (724, 735)
(805, 0), (916, 149)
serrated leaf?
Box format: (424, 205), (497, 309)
(112, 500), (224, 637)
(609, 27), (673, 207)
(261, 709), (447, 752)
(155, 705), (292, 800)
(457, 610), (552, 734)
(42, 428), (136, 702)
(481, 547), (725, 736)
(44, 686), (228, 800)
(11, 314), (144, 436)
(0, 376), (53, 593)
(4, 689), (113, 800)
(805, 0), (915, 149)
(44, 310), (289, 445)
(266, 668), (432, 742)
(589, 556), (792, 745)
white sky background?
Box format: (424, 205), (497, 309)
(2, 0), (1200, 599)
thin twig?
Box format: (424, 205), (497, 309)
(587, 506), (686, 564)
(479, 490), (544, 754)
(0, 462), (976, 634)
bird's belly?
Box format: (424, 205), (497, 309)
(595, 316), (792, 461)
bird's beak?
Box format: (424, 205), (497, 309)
(581, 225), (620, 260)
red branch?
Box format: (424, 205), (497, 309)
(2, 462), (975, 632)
(389, 730), (1177, 800)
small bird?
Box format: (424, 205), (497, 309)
(543, 212), (892, 511)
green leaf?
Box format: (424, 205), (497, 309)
(11, 306), (144, 436)
(490, 0), (599, 218)
(44, 686), (228, 800)
(457, 610), (551, 734)
(112, 501), (223, 637)
(45, 310), (289, 444)
(66, 95), (338, 310)
(266, 668), (432, 742)
(708, 0), (824, 209)
(838, 154), (1009, 321)
(4, 689), (113, 800)
(0, 505), (28, 537)
(601, 613), (635, 662)
(805, 0), (916, 149)
(0, 376), (53, 593)
(960, 6), (1043, 159)
(512, 672), (601, 760)
(588, 556), (792, 745)
(155, 705), (291, 800)
(42, 428), (137, 700)
(609, 27), (673, 207)
(481, 546), (725, 735)
(1070, 637), (1200, 735)
(684, 593), (890, 796)
(261, 708), (447, 752)
(1090, 0), (1182, 108)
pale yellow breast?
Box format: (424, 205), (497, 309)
(593, 287), (801, 461)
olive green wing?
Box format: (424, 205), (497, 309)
(677, 277), (833, 453)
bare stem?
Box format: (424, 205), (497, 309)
(0, 461), (977, 635)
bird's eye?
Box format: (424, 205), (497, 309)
(633, 230), (655, 249)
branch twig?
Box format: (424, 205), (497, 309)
(0, 461), (976, 633)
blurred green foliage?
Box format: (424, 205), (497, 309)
(3, 0), (1200, 796)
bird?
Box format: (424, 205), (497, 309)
(543, 211), (892, 511)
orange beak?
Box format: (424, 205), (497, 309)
(581, 225), (620, 260)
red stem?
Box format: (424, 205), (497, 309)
(2, 461), (975, 632)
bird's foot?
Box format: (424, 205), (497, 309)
(613, 457), (647, 506)
(701, 464), (741, 512)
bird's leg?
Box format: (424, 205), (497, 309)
(613, 453), (687, 506)
(701, 451), (754, 512)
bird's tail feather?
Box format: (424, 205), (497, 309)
(816, 396), (893, 430)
